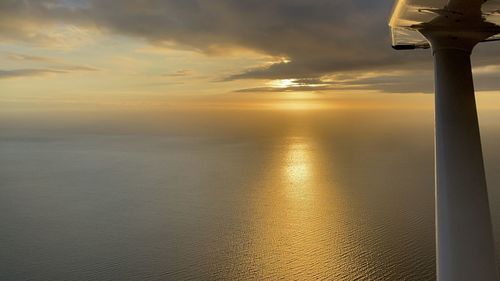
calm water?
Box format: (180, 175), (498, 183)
(2, 106), (500, 280)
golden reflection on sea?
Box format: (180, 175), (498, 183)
(241, 135), (366, 280)
(284, 140), (312, 201)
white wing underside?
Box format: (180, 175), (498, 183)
(389, 0), (500, 49)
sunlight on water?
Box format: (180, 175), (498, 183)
(244, 135), (362, 279)
(284, 139), (313, 199)
(277, 137), (330, 276)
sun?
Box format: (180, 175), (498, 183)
(269, 79), (298, 88)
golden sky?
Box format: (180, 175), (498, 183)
(1, 0), (499, 111)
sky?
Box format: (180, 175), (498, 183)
(1, 0), (499, 112)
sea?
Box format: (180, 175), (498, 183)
(2, 100), (500, 280)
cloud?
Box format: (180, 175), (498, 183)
(1, 0), (498, 93)
(6, 53), (57, 62)
(3, 52), (99, 76)
(1, 52), (99, 79)
(163, 69), (194, 77)
(234, 85), (363, 94)
(0, 66), (98, 79)
(56, 64), (99, 72)
(0, 68), (66, 79)
(230, 68), (415, 92)
(235, 66), (500, 94)
(0, 1), (97, 48)
(0, 65), (98, 79)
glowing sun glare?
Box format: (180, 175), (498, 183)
(270, 79), (298, 88)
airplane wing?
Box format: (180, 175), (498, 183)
(446, 0), (484, 15)
(389, 0), (500, 49)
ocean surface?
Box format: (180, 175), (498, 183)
(2, 104), (500, 280)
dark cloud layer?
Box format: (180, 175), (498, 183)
(1, 0), (498, 93)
